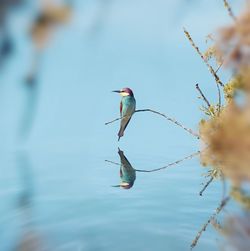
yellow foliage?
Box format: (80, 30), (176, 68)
(200, 104), (221, 117)
(203, 46), (223, 65)
(223, 75), (244, 103)
(200, 103), (250, 184)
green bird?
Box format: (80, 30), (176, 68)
(113, 87), (136, 141)
(112, 148), (136, 189)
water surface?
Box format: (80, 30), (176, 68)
(0, 147), (223, 251)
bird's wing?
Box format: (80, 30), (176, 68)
(123, 117), (131, 132)
(120, 101), (122, 116)
(118, 116), (131, 140)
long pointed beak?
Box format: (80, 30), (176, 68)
(112, 90), (120, 93)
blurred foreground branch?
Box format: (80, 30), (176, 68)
(223, 0), (236, 21)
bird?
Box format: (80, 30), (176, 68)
(112, 148), (136, 189)
(113, 87), (136, 141)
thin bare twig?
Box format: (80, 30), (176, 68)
(215, 62), (224, 113)
(199, 176), (214, 196)
(196, 84), (211, 107)
(137, 109), (199, 138)
(105, 109), (200, 139)
(215, 62), (223, 113)
(216, 82), (222, 114)
(135, 151), (200, 172)
(105, 151), (200, 173)
(215, 62), (223, 74)
(223, 0), (237, 21)
(190, 197), (230, 249)
(183, 28), (224, 87)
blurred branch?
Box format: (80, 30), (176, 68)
(105, 109), (200, 139)
(87, 0), (113, 37)
(230, 187), (250, 210)
(210, 219), (226, 235)
(223, 0), (236, 21)
(190, 196), (230, 249)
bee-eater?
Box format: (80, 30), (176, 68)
(112, 148), (136, 189)
(113, 87), (136, 141)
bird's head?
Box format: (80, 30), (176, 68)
(112, 87), (134, 97)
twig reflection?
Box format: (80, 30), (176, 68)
(199, 176), (214, 196)
(190, 196), (230, 250)
(106, 150), (200, 174)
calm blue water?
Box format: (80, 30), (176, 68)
(0, 0), (242, 250)
(0, 149), (224, 251)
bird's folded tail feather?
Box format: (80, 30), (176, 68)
(118, 128), (124, 141)
(118, 117), (131, 141)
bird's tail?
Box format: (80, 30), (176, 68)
(118, 128), (124, 141)
(118, 117), (131, 141)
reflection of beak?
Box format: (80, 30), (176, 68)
(112, 90), (121, 93)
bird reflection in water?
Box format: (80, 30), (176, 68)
(106, 149), (200, 189)
(112, 148), (136, 189)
